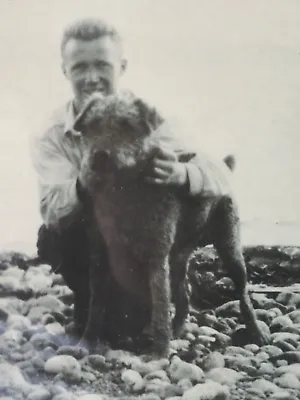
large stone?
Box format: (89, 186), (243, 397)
(6, 314), (31, 331)
(44, 355), (81, 375)
(121, 369), (145, 392)
(271, 332), (300, 345)
(258, 362), (275, 375)
(130, 358), (169, 376)
(77, 395), (107, 400)
(270, 351), (300, 364)
(274, 372), (300, 389)
(30, 332), (58, 350)
(27, 306), (49, 323)
(272, 392), (297, 400)
(225, 346), (254, 357)
(28, 295), (65, 313)
(182, 380), (229, 400)
(145, 380), (182, 398)
(252, 378), (280, 394)
(270, 316), (294, 332)
(0, 276), (21, 293)
(261, 345), (283, 358)
(287, 310), (300, 324)
(255, 309), (273, 324)
(215, 301), (240, 318)
(57, 345), (89, 360)
(201, 352), (225, 372)
(27, 387), (52, 400)
(255, 351), (270, 362)
(275, 363), (300, 379)
(145, 370), (170, 382)
(170, 339), (190, 351)
(26, 274), (53, 294)
(206, 367), (244, 386)
(169, 356), (204, 383)
(45, 322), (65, 335)
(0, 362), (33, 393)
(197, 326), (220, 337)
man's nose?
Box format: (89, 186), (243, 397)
(85, 67), (100, 83)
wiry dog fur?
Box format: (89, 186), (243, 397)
(73, 91), (269, 356)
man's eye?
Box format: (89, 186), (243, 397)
(96, 61), (111, 70)
(73, 64), (86, 72)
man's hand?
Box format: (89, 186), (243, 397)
(145, 146), (188, 188)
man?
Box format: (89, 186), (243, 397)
(30, 18), (231, 337)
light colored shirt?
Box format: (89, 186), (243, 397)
(30, 100), (232, 231)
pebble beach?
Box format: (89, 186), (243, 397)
(1, 248), (300, 400)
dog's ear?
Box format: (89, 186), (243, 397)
(133, 98), (164, 134)
(223, 154), (236, 171)
(73, 93), (105, 134)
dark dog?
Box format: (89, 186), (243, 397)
(73, 91), (269, 356)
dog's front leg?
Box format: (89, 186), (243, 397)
(146, 256), (172, 357)
(170, 247), (192, 338)
(78, 219), (109, 351)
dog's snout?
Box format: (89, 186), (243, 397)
(92, 149), (112, 170)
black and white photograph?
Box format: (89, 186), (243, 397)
(0, 1), (300, 399)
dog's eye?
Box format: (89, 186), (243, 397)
(120, 118), (132, 131)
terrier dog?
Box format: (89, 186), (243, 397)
(73, 91), (269, 356)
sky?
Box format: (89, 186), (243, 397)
(0, 0), (300, 252)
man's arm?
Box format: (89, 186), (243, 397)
(181, 149), (232, 197)
(146, 122), (232, 198)
(30, 128), (83, 232)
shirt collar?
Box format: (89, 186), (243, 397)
(63, 100), (81, 136)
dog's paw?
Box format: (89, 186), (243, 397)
(233, 321), (271, 347)
(172, 321), (185, 339)
(64, 321), (84, 338)
(76, 336), (97, 353)
(135, 332), (155, 351)
(77, 337), (90, 350)
(134, 333), (169, 358)
(253, 320), (271, 346)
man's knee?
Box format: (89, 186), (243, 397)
(37, 224), (61, 269)
(36, 217), (89, 277)
(36, 217), (109, 292)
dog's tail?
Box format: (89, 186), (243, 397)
(223, 154), (236, 171)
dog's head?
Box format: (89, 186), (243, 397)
(74, 90), (165, 182)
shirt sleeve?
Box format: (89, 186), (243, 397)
(152, 122), (232, 198)
(184, 151), (232, 198)
(30, 128), (83, 231)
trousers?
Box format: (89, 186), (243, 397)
(36, 213), (149, 341)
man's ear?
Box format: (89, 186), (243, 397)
(73, 93), (104, 133)
(120, 58), (127, 75)
(61, 61), (68, 79)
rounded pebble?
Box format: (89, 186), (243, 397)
(182, 380), (230, 400)
(201, 352), (225, 371)
(274, 372), (300, 389)
(57, 345), (89, 359)
(169, 356), (204, 382)
(121, 369), (145, 391)
(206, 367), (244, 386)
(252, 378), (280, 394)
(27, 387), (52, 400)
(44, 355), (81, 375)
(77, 395), (106, 400)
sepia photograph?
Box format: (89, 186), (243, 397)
(0, 1), (300, 399)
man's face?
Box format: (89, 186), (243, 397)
(62, 36), (127, 110)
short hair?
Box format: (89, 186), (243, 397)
(60, 18), (123, 56)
